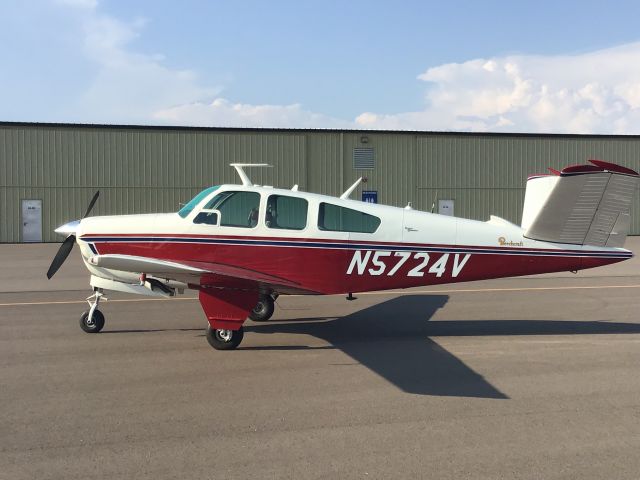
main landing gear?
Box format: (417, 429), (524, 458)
(206, 325), (245, 350)
(74, 288), (276, 350)
(199, 289), (276, 351)
(248, 294), (276, 322)
(205, 293), (275, 350)
(79, 289), (106, 333)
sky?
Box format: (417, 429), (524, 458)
(2, 0), (640, 133)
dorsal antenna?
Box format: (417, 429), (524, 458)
(230, 163), (272, 186)
(340, 177), (362, 199)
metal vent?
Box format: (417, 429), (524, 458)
(353, 147), (375, 169)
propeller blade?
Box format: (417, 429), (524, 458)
(83, 191), (100, 219)
(46, 235), (76, 279)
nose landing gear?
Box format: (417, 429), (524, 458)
(80, 309), (105, 333)
(80, 289), (106, 333)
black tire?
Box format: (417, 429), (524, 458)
(206, 325), (244, 350)
(249, 295), (275, 322)
(79, 309), (105, 333)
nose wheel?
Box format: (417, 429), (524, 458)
(80, 289), (106, 333)
(206, 325), (244, 350)
(80, 309), (105, 333)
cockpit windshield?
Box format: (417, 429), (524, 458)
(178, 186), (220, 218)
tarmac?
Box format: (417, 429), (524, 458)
(2, 239), (640, 479)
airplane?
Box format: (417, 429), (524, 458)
(47, 160), (639, 351)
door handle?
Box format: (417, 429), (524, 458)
(404, 227), (418, 232)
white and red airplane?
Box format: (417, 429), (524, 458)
(47, 160), (638, 350)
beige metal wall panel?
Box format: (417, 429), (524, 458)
(2, 123), (640, 242)
(416, 135), (528, 223)
(306, 133), (416, 206)
(1, 125), (306, 242)
(341, 133), (415, 208)
(416, 134), (640, 229)
(306, 133), (343, 197)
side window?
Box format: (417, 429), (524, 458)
(318, 202), (381, 233)
(266, 195), (308, 230)
(194, 191), (260, 228)
(193, 210), (219, 225)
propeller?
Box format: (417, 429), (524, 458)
(46, 191), (100, 279)
(83, 190), (100, 219)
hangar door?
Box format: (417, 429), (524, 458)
(22, 199), (42, 242)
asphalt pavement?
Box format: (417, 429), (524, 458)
(1, 240), (640, 479)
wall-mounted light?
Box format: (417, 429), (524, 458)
(360, 136), (369, 144)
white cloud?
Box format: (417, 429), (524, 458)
(34, 3), (640, 133)
(56, 1), (219, 123)
(154, 98), (351, 129)
(355, 43), (640, 134)
(156, 42), (640, 134)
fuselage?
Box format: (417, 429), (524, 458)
(75, 184), (633, 295)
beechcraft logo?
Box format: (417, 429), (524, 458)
(498, 236), (524, 247)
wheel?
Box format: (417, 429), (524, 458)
(206, 325), (244, 350)
(79, 309), (105, 333)
(249, 295), (275, 322)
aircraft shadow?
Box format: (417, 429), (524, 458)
(245, 295), (510, 399)
(245, 295), (640, 399)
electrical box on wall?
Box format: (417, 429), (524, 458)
(438, 199), (454, 216)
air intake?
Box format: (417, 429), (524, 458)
(353, 147), (374, 169)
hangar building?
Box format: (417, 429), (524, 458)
(1, 121), (639, 243)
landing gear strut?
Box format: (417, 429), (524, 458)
(249, 294), (275, 322)
(206, 325), (244, 350)
(80, 289), (106, 333)
(199, 288), (257, 351)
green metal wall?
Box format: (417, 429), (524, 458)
(1, 123), (640, 242)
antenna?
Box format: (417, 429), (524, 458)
(291, 184), (299, 191)
(230, 163), (271, 186)
(340, 177), (362, 199)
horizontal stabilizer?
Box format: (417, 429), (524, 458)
(523, 160), (639, 247)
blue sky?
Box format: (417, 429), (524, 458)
(2, 0), (640, 133)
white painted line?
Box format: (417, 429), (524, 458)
(0, 284), (639, 307)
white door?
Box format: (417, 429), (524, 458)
(438, 199), (454, 217)
(22, 199), (42, 242)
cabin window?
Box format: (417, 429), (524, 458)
(265, 195), (308, 230)
(178, 186), (220, 218)
(194, 191), (260, 228)
(318, 202), (381, 233)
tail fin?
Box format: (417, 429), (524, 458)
(522, 160), (639, 247)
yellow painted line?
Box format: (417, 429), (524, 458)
(0, 297), (197, 307)
(358, 284), (640, 296)
(0, 283), (639, 307)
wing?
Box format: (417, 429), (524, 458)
(522, 160), (639, 247)
(87, 254), (315, 294)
